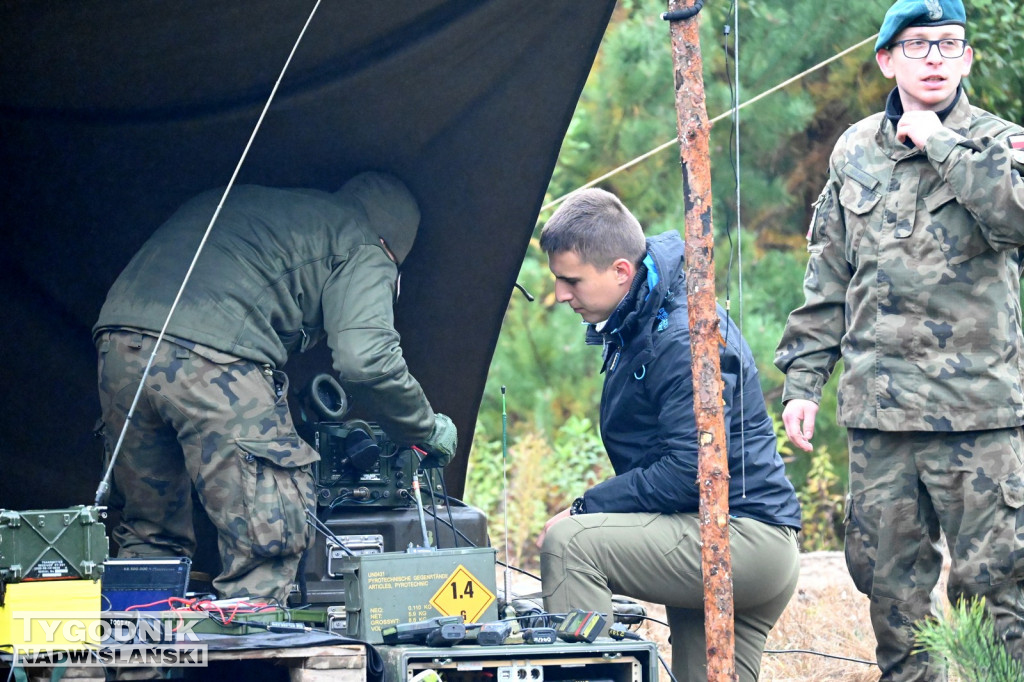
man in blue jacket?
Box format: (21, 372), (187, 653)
(538, 188), (801, 682)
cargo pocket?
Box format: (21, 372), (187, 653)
(924, 184), (991, 265)
(838, 169), (881, 263)
(995, 469), (1024, 584)
(237, 439), (316, 558)
(843, 495), (875, 597)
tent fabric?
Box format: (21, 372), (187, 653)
(0, 1), (616, 509)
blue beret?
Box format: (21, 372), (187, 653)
(875, 0), (966, 51)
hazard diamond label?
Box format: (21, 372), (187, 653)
(429, 564), (496, 623)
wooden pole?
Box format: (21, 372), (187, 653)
(663, 2), (736, 680)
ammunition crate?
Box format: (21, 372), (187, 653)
(339, 547), (498, 644)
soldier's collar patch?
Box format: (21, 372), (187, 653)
(1010, 134), (1024, 151)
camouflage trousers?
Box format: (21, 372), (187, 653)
(846, 428), (1024, 681)
(96, 330), (318, 603)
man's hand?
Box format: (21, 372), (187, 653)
(896, 110), (944, 149)
(782, 399), (819, 452)
(536, 508), (572, 548)
(419, 412), (458, 467)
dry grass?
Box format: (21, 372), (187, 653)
(625, 552), (882, 681)
(753, 552), (882, 681)
(503, 545), (963, 681)
(505, 551), (890, 681)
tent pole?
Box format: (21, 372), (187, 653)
(664, 2), (736, 680)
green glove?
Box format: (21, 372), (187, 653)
(420, 413), (457, 467)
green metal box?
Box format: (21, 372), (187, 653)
(0, 506), (108, 583)
(339, 547), (498, 643)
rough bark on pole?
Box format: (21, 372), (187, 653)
(664, 1), (736, 680)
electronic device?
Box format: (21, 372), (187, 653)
(381, 615), (465, 645)
(101, 557), (191, 611)
(522, 627), (558, 645)
(314, 420), (430, 509)
(609, 622), (644, 641)
(378, 638), (660, 682)
(477, 620), (515, 646)
(554, 609), (606, 644)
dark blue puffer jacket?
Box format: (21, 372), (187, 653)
(582, 231), (802, 529)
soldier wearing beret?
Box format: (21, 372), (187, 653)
(776, 0), (1024, 678)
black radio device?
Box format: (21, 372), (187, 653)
(313, 421), (426, 509)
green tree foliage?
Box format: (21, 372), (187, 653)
(915, 597), (1024, 681)
(965, 0), (1024, 122)
(466, 0), (1024, 558)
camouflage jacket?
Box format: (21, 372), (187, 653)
(94, 184), (436, 444)
(776, 92), (1024, 431)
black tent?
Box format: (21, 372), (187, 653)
(0, 1), (617, 509)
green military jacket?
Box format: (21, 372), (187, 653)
(94, 184), (436, 444)
(776, 92), (1024, 431)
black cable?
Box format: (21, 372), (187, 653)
(513, 281), (535, 302)
(414, 492), (546, 587)
(419, 505), (479, 548)
(658, 653), (681, 682)
(295, 546), (309, 605)
(304, 509), (354, 556)
(327, 492), (353, 511)
(416, 492), (486, 548)
(494, 558), (540, 583)
(629, 613), (670, 629)
(622, 612), (877, 668)
(763, 648), (876, 665)
(438, 474), (459, 548)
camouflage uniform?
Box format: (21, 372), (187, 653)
(94, 176), (441, 602)
(97, 331), (317, 602)
(776, 90), (1024, 680)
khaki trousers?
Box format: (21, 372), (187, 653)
(541, 513), (799, 681)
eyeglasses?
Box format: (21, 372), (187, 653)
(887, 38), (968, 59)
